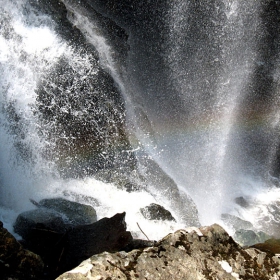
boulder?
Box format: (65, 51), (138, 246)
(56, 224), (280, 280)
(234, 196), (250, 208)
(14, 207), (132, 278)
(140, 203), (176, 222)
(14, 198), (97, 240)
(14, 208), (67, 241)
(233, 229), (272, 247)
(0, 221), (44, 280)
(35, 197), (97, 225)
(61, 212), (133, 272)
(136, 153), (200, 226)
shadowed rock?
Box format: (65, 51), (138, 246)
(0, 221), (44, 280)
(13, 199), (132, 277)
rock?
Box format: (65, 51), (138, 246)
(62, 191), (100, 206)
(14, 198), (98, 243)
(14, 199), (131, 277)
(234, 196), (250, 208)
(35, 197), (97, 225)
(123, 239), (156, 252)
(136, 154), (200, 226)
(140, 203), (176, 222)
(221, 213), (253, 231)
(233, 229), (272, 247)
(14, 208), (67, 240)
(251, 238), (280, 254)
(61, 212), (133, 272)
(14, 209), (132, 278)
(31, 0), (136, 180)
(0, 221), (44, 280)
(56, 224), (280, 280)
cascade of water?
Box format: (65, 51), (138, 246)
(66, 0), (280, 234)
(154, 0), (263, 223)
(84, 0), (280, 229)
(0, 0), (67, 209)
(0, 0), (189, 239)
(1, 0), (280, 238)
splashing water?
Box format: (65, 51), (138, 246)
(0, 0), (186, 239)
(1, 0), (280, 240)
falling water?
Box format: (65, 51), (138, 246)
(1, 0), (280, 239)
(85, 0), (280, 231)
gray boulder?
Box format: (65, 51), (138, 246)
(136, 153), (200, 226)
(233, 229), (272, 247)
(140, 203), (176, 222)
(234, 196), (250, 208)
(14, 208), (67, 240)
(13, 198), (100, 278)
(56, 224), (280, 280)
(35, 197), (97, 225)
(14, 198), (97, 240)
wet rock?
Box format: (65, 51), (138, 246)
(14, 208), (132, 278)
(62, 191), (100, 206)
(62, 212), (133, 272)
(14, 198), (127, 277)
(56, 224), (280, 280)
(14, 198), (97, 241)
(136, 154), (200, 226)
(234, 196), (250, 208)
(0, 221), (44, 280)
(30, 0), (136, 180)
(14, 208), (67, 241)
(140, 203), (176, 222)
(233, 229), (272, 247)
(35, 197), (97, 225)
(221, 213), (253, 231)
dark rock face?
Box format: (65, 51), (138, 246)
(140, 203), (176, 222)
(0, 221), (44, 280)
(63, 212), (133, 272)
(56, 224), (280, 280)
(27, 0), (136, 180)
(14, 207), (132, 278)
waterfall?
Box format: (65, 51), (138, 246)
(1, 0), (280, 238)
(84, 0), (280, 231)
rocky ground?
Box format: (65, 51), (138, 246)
(56, 224), (280, 280)
(2, 198), (280, 280)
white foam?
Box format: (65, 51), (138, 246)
(36, 177), (186, 240)
(13, 23), (58, 54)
